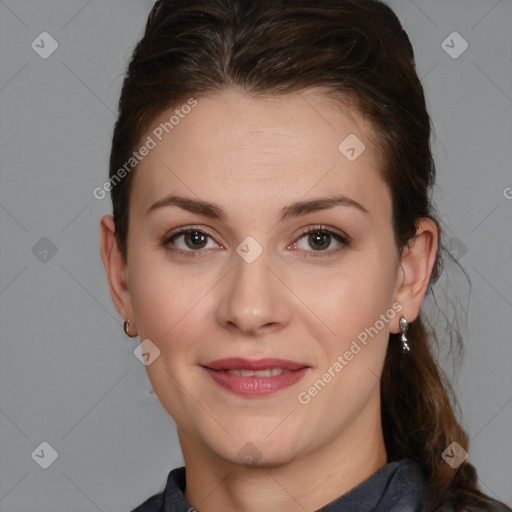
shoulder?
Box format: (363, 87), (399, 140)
(435, 501), (512, 512)
(373, 458), (430, 511)
(434, 487), (512, 512)
(130, 466), (187, 512)
(391, 460), (511, 512)
(130, 492), (165, 512)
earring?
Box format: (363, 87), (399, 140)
(123, 319), (138, 338)
(399, 316), (410, 354)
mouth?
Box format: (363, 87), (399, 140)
(201, 357), (310, 397)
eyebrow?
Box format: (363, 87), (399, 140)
(146, 194), (368, 221)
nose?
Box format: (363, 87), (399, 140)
(216, 248), (292, 336)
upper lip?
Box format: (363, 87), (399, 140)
(202, 357), (309, 371)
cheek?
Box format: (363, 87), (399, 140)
(303, 249), (399, 390)
(312, 252), (398, 331)
(298, 266), (397, 417)
(127, 256), (209, 417)
(129, 246), (206, 338)
(127, 250), (224, 396)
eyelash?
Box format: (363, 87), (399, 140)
(162, 224), (350, 259)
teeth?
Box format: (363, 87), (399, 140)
(226, 368), (288, 377)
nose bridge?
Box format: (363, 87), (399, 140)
(217, 243), (290, 334)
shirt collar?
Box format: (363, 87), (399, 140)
(161, 458), (428, 512)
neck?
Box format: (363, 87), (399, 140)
(181, 395), (388, 512)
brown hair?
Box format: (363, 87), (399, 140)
(108, 1), (509, 510)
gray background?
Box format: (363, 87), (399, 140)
(0, 0), (511, 510)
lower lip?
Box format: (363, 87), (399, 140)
(203, 367), (309, 397)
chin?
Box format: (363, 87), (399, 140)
(205, 431), (306, 468)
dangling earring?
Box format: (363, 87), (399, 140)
(399, 316), (410, 354)
(123, 319), (138, 338)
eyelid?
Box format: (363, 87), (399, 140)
(296, 224), (350, 244)
(164, 224), (219, 242)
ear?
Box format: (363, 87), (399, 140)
(391, 217), (438, 332)
(99, 214), (135, 329)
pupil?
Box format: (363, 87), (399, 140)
(310, 231), (329, 250)
(187, 231), (207, 249)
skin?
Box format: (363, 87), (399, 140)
(100, 88), (438, 512)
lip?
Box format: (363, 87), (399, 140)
(203, 357), (308, 371)
(201, 358), (310, 397)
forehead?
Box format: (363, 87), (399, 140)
(130, 88), (389, 222)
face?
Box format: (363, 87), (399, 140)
(104, 88), (419, 467)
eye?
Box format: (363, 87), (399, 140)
(163, 224), (349, 258)
(291, 225), (349, 256)
(163, 226), (222, 257)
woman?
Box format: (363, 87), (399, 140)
(99, 0), (511, 510)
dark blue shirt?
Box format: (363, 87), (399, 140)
(131, 458), (430, 511)
(131, 458), (512, 511)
